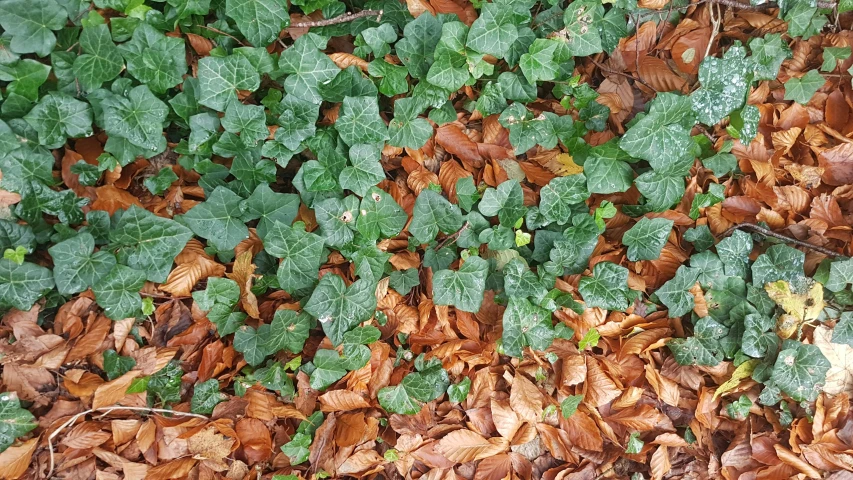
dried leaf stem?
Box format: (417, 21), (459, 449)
(292, 9), (383, 28)
(721, 222), (848, 259)
(46, 407), (208, 478)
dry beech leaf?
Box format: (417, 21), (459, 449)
(160, 256), (225, 297)
(92, 370), (142, 409)
(318, 390), (371, 412)
(0, 438), (38, 479)
(226, 251), (260, 319)
(638, 56), (687, 92)
(328, 52), (369, 71)
(509, 374), (543, 425)
(435, 429), (508, 463)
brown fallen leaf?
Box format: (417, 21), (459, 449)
(435, 429), (508, 463)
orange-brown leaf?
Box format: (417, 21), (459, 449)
(0, 438), (38, 479)
(435, 429), (507, 463)
(160, 256), (225, 297)
(318, 390), (371, 412)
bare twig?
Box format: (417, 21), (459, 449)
(196, 25), (246, 46)
(709, 0), (836, 9)
(705, 1), (721, 60)
(434, 222), (470, 251)
(720, 222), (848, 259)
(47, 406), (208, 478)
(590, 58), (656, 92)
(292, 9), (383, 28)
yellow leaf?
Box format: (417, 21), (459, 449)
(764, 279), (824, 324)
(555, 153), (583, 176)
(714, 359), (760, 399)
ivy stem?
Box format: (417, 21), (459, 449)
(720, 222), (848, 259)
(291, 9), (383, 28)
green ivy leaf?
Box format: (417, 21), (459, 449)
(234, 324), (271, 367)
(447, 377), (471, 403)
(110, 205), (193, 283)
(0, 259), (54, 311)
(24, 93), (93, 148)
(357, 187), (408, 242)
(281, 432), (313, 465)
(578, 262), (630, 311)
(222, 100), (268, 148)
(625, 432), (643, 454)
(783, 69), (825, 105)
(409, 189), (463, 244)
(340, 144), (385, 197)
(742, 313), (778, 358)
(502, 297), (554, 357)
(49, 232), (116, 295)
(751, 245), (805, 287)
(716, 229), (752, 278)
(749, 34), (791, 81)
(181, 186), (250, 252)
(388, 97), (432, 150)
(433, 256), (488, 313)
(264, 221), (325, 295)
(93, 265), (146, 320)
(668, 316), (728, 367)
(378, 384), (420, 415)
(265, 309), (312, 355)
(103, 349), (136, 380)
(336, 96), (389, 146)
(0, 0), (66, 57)
(275, 94), (319, 150)
(620, 93), (696, 175)
(390, 268), (420, 296)
(478, 179), (526, 227)
(691, 44), (752, 126)
(635, 171), (684, 212)
(622, 217), (673, 262)
(73, 24), (123, 92)
(143, 167), (178, 196)
(198, 55), (260, 112)
(308, 349), (348, 390)
(191, 379), (226, 414)
(467, 1), (520, 58)
(771, 343), (830, 402)
(656, 265), (700, 318)
(225, 0), (289, 47)
(727, 395), (752, 420)
(192, 277), (240, 311)
(118, 23), (187, 94)
(563, 0), (604, 57)
(278, 33), (339, 104)
(821, 46), (851, 72)
(539, 175), (589, 225)
(560, 394), (583, 418)
(503, 258), (546, 299)
(832, 312), (853, 347)
(396, 12), (441, 78)
(305, 274), (377, 346)
(0, 393), (38, 453)
(244, 184), (300, 240)
(103, 85), (169, 154)
(826, 258), (853, 293)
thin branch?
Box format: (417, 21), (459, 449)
(47, 406), (208, 478)
(720, 222), (848, 259)
(434, 222), (470, 251)
(292, 9), (383, 28)
(196, 25), (246, 46)
(589, 58), (656, 92)
(705, 1), (721, 60)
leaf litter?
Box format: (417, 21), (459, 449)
(0, 0), (853, 479)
